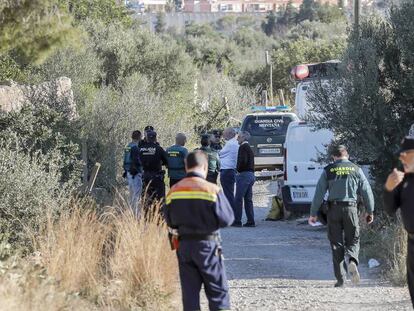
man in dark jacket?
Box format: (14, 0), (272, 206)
(139, 131), (168, 204)
(233, 131), (256, 227)
(384, 136), (414, 307)
(165, 151), (234, 311)
(196, 134), (221, 184)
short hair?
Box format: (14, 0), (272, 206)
(239, 131), (251, 141)
(186, 151), (208, 170)
(176, 133), (186, 143)
(132, 130), (142, 140)
(224, 127), (236, 139)
(329, 144), (348, 157)
(201, 134), (211, 147)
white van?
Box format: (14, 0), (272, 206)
(281, 121), (334, 212)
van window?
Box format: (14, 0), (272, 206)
(242, 115), (294, 137)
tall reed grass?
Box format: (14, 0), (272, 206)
(0, 199), (179, 310)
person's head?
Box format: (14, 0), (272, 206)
(131, 130), (142, 142)
(237, 131), (250, 145)
(176, 133), (187, 146)
(144, 125), (155, 140)
(223, 127), (236, 141)
(201, 134), (211, 147)
(329, 144), (349, 161)
(212, 129), (222, 143)
(185, 151), (208, 178)
(398, 137), (414, 172)
(146, 131), (157, 143)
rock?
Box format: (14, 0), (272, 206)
(0, 77), (77, 120)
(368, 258), (380, 268)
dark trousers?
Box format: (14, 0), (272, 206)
(169, 178), (181, 187)
(207, 172), (218, 184)
(220, 169), (236, 211)
(143, 176), (165, 204)
(407, 234), (414, 308)
(234, 171), (255, 224)
(177, 240), (230, 311)
(327, 203), (360, 282)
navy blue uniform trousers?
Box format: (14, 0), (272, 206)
(177, 240), (230, 311)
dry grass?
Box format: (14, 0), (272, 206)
(361, 214), (407, 285)
(0, 199), (179, 310)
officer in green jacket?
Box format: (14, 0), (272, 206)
(166, 133), (188, 187)
(196, 134), (221, 184)
(308, 144), (375, 288)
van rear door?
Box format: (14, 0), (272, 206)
(241, 114), (296, 164)
(285, 123), (333, 201)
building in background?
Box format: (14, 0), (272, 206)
(184, 0), (328, 13)
(126, 0), (167, 12)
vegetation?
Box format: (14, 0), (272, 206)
(308, 0), (414, 283)
(0, 0), (351, 307)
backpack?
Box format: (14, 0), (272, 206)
(266, 196), (284, 221)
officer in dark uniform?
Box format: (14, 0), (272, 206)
(165, 151), (234, 311)
(309, 144), (375, 287)
(139, 131), (168, 204)
(384, 136), (414, 307)
(139, 125), (159, 147)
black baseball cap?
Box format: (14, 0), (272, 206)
(144, 125), (154, 132)
(397, 136), (414, 154)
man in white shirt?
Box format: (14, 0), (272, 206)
(219, 127), (239, 212)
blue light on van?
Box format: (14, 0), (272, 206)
(250, 105), (291, 112)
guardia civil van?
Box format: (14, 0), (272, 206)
(240, 106), (298, 171)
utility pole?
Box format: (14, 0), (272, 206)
(354, 0), (360, 32)
(265, 51), (273, 105)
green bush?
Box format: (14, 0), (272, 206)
(0, 138), (78, 252)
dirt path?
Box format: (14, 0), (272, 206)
(204, 180), (412, 310)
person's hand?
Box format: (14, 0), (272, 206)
(385, 168), (405, 191)
(365, 213), (374, 225)
(308, 216), (317, 225)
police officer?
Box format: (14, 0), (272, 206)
(166, 133), (188, 187)
(139, 125), (158, 147)
(165, 151), (234, 311)
(139, 131), (168, 204)
(196, 134), (221, 184)
(123, 130), (143, 212)
(308, 144), (375, 287)
(384, 136), (414, 307)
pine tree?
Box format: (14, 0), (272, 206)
(262, 11), (277, 36)
(297, 0), (319, 23)
(0, 0), (77, 65)
(155, 12), (166, 33)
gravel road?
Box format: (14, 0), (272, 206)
(202, 180), (412, 311)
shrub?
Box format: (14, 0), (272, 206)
(361, 216), (407, 285)
(0, 139), (77, 251)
